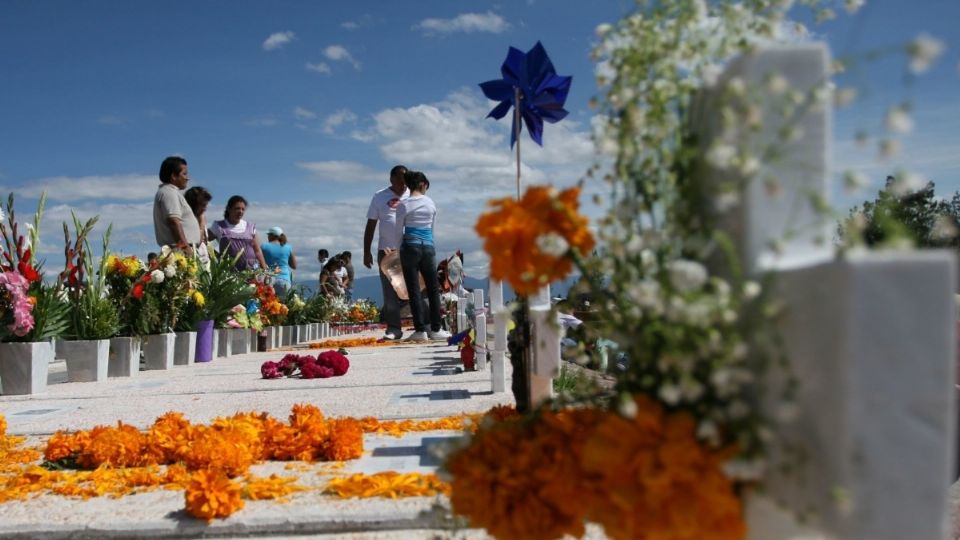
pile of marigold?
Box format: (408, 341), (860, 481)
(308, 337), (390, 349)
(475, 185), (594, 296)
(445, 395), (745, 540)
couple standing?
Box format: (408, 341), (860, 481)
(363, 165), (450, 342)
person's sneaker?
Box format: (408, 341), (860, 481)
(382, 331), (402, 341)
(405, 331), (429, 342)
(428, 329), (452, 340)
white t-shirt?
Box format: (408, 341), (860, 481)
(366, 186), (409, 251)
(394, 194), (437, 247)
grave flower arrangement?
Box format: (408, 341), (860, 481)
(346, 299), (378, 323)
(260, 351), (349, 380)
(253, 278), (287, 326)
(60, 215), (120, 340)
(0, 193), (69, 343)
(119, 246), (200, 335)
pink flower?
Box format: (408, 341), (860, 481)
(0, 271), (34, 337)
(317, 350), (350, 376)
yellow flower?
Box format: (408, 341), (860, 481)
(192, 291), (205, 306)
(184, 470), (244, 522)
(242, 474), (304, 501)
(105, 255), (120, 274)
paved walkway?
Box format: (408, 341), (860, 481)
(0, 330), (515, 539)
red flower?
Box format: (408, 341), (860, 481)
(317, 351), (350, 376)
(17, 250), (39, 282)
(131, 283), (145, 299)
(260, 361), (283, 379)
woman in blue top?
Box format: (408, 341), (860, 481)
(261, 226), (297, 297)
(393, 171), (450, 342)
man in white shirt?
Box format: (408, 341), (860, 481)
(153, 156), (200, 258)
(363, 165), (409, 340)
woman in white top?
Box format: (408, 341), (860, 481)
(393, 171), (450, 342)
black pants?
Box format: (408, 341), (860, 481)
(400, 242), (442, 333)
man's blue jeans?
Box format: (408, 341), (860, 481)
(399, 242), (442, 333)
(378, 250), (404, 337)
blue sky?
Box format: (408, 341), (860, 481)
(1, 1), (958, 284)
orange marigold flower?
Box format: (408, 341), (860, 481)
(320, 418), (364, 461)
(579, 395), (745, 540)
(144, 412), (194, 465)
(76, 423), (146, 469)
(0, 414), (6, 438)
(182, 425), (259, 478)
(325, 472), (449, 499)
(242, 473), (305, 501)
(447, 408), (602, 540)
(184, 469), (244, 522)
(475, 185), (594, 296)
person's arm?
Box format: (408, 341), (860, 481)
(252, 234), (268, 270)
(288, 248), (297, 270)
(363, 219), (377, 268)
(166, 216), (194, 258)
(393, 203), (407, 251)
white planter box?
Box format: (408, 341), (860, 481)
(281, 326), (293, 346)
(299, 324), (309, 343)
(174, 331), (197, 365)
(216, 329), (232, 357)
(231, 328), (250, 355)
(143, 333), (176, 370)
(108, 336), (141, 377)
(62, 339), (110, 382)
(0, 341), (52, 395)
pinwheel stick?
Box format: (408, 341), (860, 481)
(514, 87), (521, 199)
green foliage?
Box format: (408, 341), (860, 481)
(839, 176), (960, 250)
(63, 215), (120, 340)
(302, 292), (330, 323)
(198, 247), (254, 328)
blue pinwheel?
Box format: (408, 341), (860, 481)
(479, 41), (572, 148)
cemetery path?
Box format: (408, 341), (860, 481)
(0, 330), (514, 539)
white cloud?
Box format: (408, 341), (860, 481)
(294, 106), (317, 120)
(323, 109), (358, 135)
(413, 11), (510, 35)
(324, 45), (361, 70)
(263, 31), (295, 51)
(341, 21), (359, 30)
(296, 160), (384, 183)
(3, 174), (157, 202)
(305, 62), (331, 74)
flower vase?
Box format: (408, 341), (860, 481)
(0, 341), (52, 395)
(62, 339), (110, 382)
(143, 333), (176, 370)
(257, 331), (268, 352)
(174, 331), (197, 365)
(108, 336), (141, 377)
(195, 320), (214, 362)
(216, 329), (232, 357)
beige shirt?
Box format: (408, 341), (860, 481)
(153, 183), (201, 247)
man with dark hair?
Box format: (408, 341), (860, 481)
(364, 165), (409, 340)
(153, 156), (200, 257)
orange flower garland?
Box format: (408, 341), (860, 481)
(475, 185), (594, 295)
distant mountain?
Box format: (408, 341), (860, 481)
(294, 274), (579, 305)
